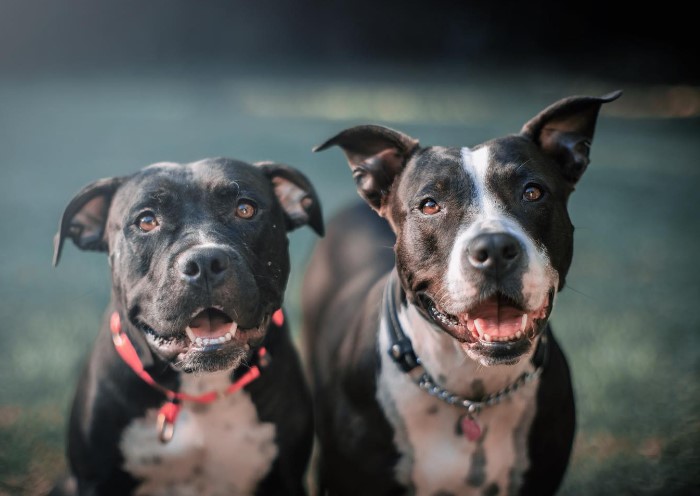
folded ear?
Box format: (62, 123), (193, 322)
(521, 90), (622, 185)
(53, 177), (123, 267)
(255, 162), (324, 236)
(313, 125), (419, 215)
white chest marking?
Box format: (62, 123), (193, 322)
(120, 370), (277, 496)
(376, 305), (539, 495)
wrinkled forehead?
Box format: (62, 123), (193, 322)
(399, 146), (464, 193)
(128, 159), (268, 196)
(117, 159), (270, 203)
(401, 136), (553, 194)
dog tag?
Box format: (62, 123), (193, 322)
(459, 415), (482, 442)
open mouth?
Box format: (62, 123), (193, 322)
(421, 291), (552, 346)
(185, 307), (238, 350)
(136, 306), (269, 363)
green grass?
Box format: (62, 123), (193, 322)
(1, 67), (698, 494)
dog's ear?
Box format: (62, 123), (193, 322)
(255, 162), (324, 236)
(313, 125), (419, 215)
(521, 90), (621, 185)
(53, 177), (123, 267)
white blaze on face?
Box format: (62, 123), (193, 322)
(445, 146), (557, 312)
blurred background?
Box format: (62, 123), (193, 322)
(0, 0), (698, 494)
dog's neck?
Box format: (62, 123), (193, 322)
(395, 299), (538, 399)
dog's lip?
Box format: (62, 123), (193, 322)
(136, 309), (270, 355)
(420, 291), (551, 346)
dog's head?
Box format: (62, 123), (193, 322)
(316, 92), (619, 366)
(54, 158), (323, 373)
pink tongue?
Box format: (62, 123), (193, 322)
(188, 309), (232, 338)
(472, 299), (523, 337)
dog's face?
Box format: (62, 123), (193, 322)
(317, 92), (619, 365)
(54, 158), (323, 373)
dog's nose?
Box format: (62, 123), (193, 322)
(178, 246), (231, 287)
(466, 233), (522, 275)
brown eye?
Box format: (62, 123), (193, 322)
(419, 198), (441, 215)
(136, 212), (159, 232)
(523, 184), (543, 202)
(236, 200), (257, 219)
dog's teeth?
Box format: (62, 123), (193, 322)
(185, 327), (197, 343)
(520, 314), (528, 333)
(195, 337), (203, 346)
(484, 333), (492, 342)
(217, 336), (226, 344)
(225, 332), (232, 341)
(474, 320), (485, 337)
(516, 330), (523, 339)
(230, 322), (239, 338)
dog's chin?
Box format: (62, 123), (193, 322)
(174, 346), (249, 374)
(418, 289), (554, 366)
(137, 307), (270, 373)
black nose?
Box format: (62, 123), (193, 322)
(178, 246), (231, 287)
(466, 233), (522, 275)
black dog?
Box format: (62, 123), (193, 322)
(52, 158), (322, 495)
(303, 92), (620, 495)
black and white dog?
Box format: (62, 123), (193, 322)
(52, 158), (323, 495)
(303, 92), (620, 495)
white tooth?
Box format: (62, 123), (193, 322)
(195, 337), (203, 346)
(225, 333), (232, 341)
(516, 330), (523, 339)
(203, 338), (210, 345)
(474, 320), (485, 337)
(230, 322), (238, 338)
(244, 343), (250, 351)
(186, 327), (197, 343)
(521, 314), (528, 333)
(217, 336), (226, 344)
(484, 333), (492, 342)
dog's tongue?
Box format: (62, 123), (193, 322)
(471, 297), (524, 337)
(188, 308), (234, 338)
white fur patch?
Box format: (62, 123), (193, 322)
(120, 370), (277, 496)
(445, 147), (558, 311)
(376, 305), (539, 494)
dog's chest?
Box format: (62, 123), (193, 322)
(119, 370), (277, 496)
(376, 312), (539, 495)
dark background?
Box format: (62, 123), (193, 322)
(1, 0), (697, 82)
(1, 1), (698, 494)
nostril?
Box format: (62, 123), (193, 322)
(210, 256), (229, 275)
(179, 247), (232, 285)
(502, 242), (520, 261)
(473, 249), (490, 264)
(183, 260), (200, 277)
(466, 233), (522, 272)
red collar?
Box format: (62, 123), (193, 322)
(109, 310), (283, 443)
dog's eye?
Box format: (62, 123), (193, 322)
(419, 198), (441, 215)
(523, 184), (543, 202)
(236, 200), (257, 219)
(136, 212), (159, 232)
